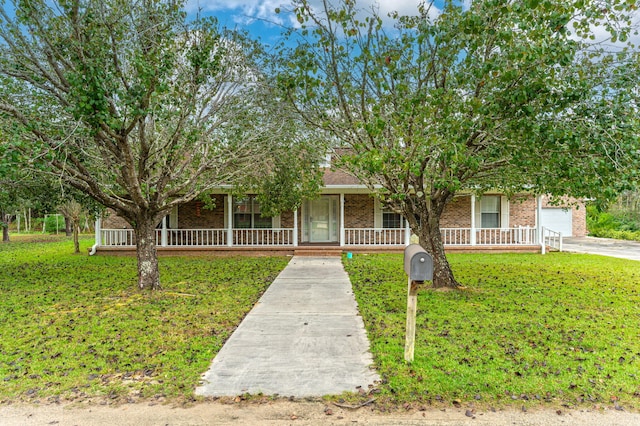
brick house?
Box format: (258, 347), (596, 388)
(93, 167), (585, 255)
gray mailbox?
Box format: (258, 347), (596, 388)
(404, 244), (433, 282)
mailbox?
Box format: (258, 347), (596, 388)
(404, 244), (433, 282)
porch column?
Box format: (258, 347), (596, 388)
(293, 209), (299, 247)
(470, 194), (477, 245)
(227, 194), (233, 247)
(537, 195), (545, 254)
(405, 218), (411, 246)
(339, 193), (345, 246)
(94, 217), (102, 247)
(161, 216), (167, 247)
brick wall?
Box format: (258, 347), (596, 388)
(441, 196), (471, 227)
(280, 210), (294, 228)
(178, 195), (225, 229)
(572, 203), (587, 236)
(509, 195), (536, 227)
(102, 209), (131, 229)
(344, 194), (374, 228)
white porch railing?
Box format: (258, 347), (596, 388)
(100, 226), (553, 249)
(101, 228), (294, 247)
(165, 229), (228, 246)
(441, 228), (472, 245)
(101, 229), (136, 246)
(233, 228), (294, 246)
(344, 228), (406, 245)
(542, 227), (563, 252)
(441, 227), (538, 246)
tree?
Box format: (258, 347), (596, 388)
(0, 0), (321, 289)
(58, 199), (83, 253)
(276, 0), (640, 288)
(0, 144), (16, 242)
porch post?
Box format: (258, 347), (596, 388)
(537, 195), (545, 254)
(94, 217), (102, 247)
(470, 194), (477, 245)
(227, 194), (233, 247)
(161, 216), (168, 247)
(293, 208), (299, 247)
(339, 193), (345, 247)
(405, 218), (411, 246)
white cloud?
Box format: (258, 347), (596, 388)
(186, 1), (438, 27)
(186, 0), (287, 25)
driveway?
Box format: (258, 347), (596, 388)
(562, 236), (640, 261)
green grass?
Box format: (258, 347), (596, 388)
(0, 235), (289, 403)
(3, 237), (640, 409)
(344, 253), (640, 409)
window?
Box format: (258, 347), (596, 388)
(480, 196), (500, 228)
(233, 196), (271, 229)
(382, 208), (404, 229)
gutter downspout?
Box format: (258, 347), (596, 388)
(89, 217), (101, 256)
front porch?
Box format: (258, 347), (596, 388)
(92, 192), (564, 255)
(92, 225), (562, 255)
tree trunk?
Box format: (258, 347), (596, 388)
(418, 212), (460, 289)
(72, 221), (80, 253)
(134, 217), (161, 290)
(1, 212), (9, 242)
(64, 217), (72, 237)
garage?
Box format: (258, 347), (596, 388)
(541, 208), (573, 237)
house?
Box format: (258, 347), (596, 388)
(92, 167), (585, 256)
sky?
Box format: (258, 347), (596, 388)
(184, 0), (452, 45)
(185, 0), (639, 50)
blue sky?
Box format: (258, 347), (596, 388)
(185, 0), (639, 50)
(184, 0), (451, 46)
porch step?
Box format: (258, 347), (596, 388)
(294, 248), (343, 257)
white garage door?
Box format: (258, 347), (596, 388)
(541, 208), (573, 237)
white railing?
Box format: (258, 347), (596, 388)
(476, 227), (538, 245)
(344, 228), (406, 245)
(542, 227), (563, 252)
(100, 226), (549, 249)
(441, 228), (472, 245)
(166, 229), (228, 246)
(233, 228), (294, 246)
(101, 229), (136, 246)
(441, 227), (538, 246)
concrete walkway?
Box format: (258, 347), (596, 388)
(195, 256), (380, 397)
(562, 236), (640, 261)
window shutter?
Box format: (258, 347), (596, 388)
(169, 206), (178, 228)
(501, 195), (510, 229)
(272, 214), (281, 229)
(474, 197), (482, 228)
(374, 199), (382, 228)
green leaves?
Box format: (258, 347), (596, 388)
(1, 0), (316, 287)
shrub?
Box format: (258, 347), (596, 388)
(43, 214), (65, 233)
(587, 205), (640, 241)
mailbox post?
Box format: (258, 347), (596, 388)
(403, 244), (433, 363)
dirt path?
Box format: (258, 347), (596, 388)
(2, 400), (639, 426)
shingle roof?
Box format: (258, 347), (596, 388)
(322, 168), (363, 186)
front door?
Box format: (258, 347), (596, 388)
(308, 197), (338, 242)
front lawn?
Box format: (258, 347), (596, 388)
(345, 253), (640, 409)
(2, 237), (639, 410)
(0, 236), (289, 403)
